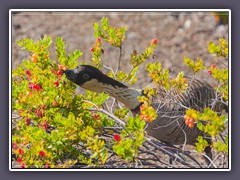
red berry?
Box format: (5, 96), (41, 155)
(183, 115), (188, 120)
(151, 38), (158, 44)
(90, 47), (95, 52)
(97, 37), (101, 43)
(208, 70), (212, 75)
(54, 80), (59, 87)
(58, 64), (64, 70)
(33, 84), (42, 91)
(42, 123), (48, 131)
(26, 118), (31, 126)
(32, 53), (37, 59)
(189, 118), (194, 124)
(113, 134), (121, 142)
(20, 164), (25, 168)
(26, 70), (31, 76)
(188, 123), (194, 128)
(52, 101), (58, 106)
(31, 53), (37, 63)
(17, 158), (22, 163)
(101, 48), (104, 54)
(57, 70), (63, 77)
(45, 164), (49, 168)
(36, 109), (43, 118)
(18, 149), (24, 155)
(39, 151), (46, 158)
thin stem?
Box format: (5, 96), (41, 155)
(115, 46), (122, 75)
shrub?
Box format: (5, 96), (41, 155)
(12, 17), (228, 168)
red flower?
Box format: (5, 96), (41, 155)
(151, 38), (158, 44)
(18, 149), (24, 155)
(113, 134), (121, 142)
(39, 151), (46, 158)
(208, 70), (212, 75)
(17, 158), (22, 163)
(45, 164), (49, 168)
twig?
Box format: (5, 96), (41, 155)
(115, 46), (122, 74)
(216, 57), (228, 67)
(87, 108), (126, 126)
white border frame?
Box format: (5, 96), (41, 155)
(9, 9), (231, 171)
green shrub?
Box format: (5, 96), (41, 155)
(12, 17), (228, 168)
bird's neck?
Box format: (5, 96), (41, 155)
(81, 78), (142, 110)
(108, 87), (142, 110)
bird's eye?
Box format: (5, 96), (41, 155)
(83, 73), (89, 79)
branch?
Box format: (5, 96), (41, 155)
(87, 107), (126, 126)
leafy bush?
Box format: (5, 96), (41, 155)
(12, 17), (228, 168)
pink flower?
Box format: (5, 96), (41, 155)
(12, 143), (18, 150)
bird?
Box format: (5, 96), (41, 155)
(63, 64), (228, 163)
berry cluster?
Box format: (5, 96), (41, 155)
(139, 102), (155, 123)
(31, 53), (38, 63)
(53, 64), (65, 87)
(208, 64), (217, 75)
(27, 69), (42, 91)
(183, 115), (195, 128)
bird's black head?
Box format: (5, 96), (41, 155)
(63, 65), (104, 86)
(63, 65), (127, 93)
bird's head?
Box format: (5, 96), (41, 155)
(63, 65), (127, 93)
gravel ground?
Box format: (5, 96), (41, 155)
(12, 11), (228, 89)
(11, 10), (229, 168)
